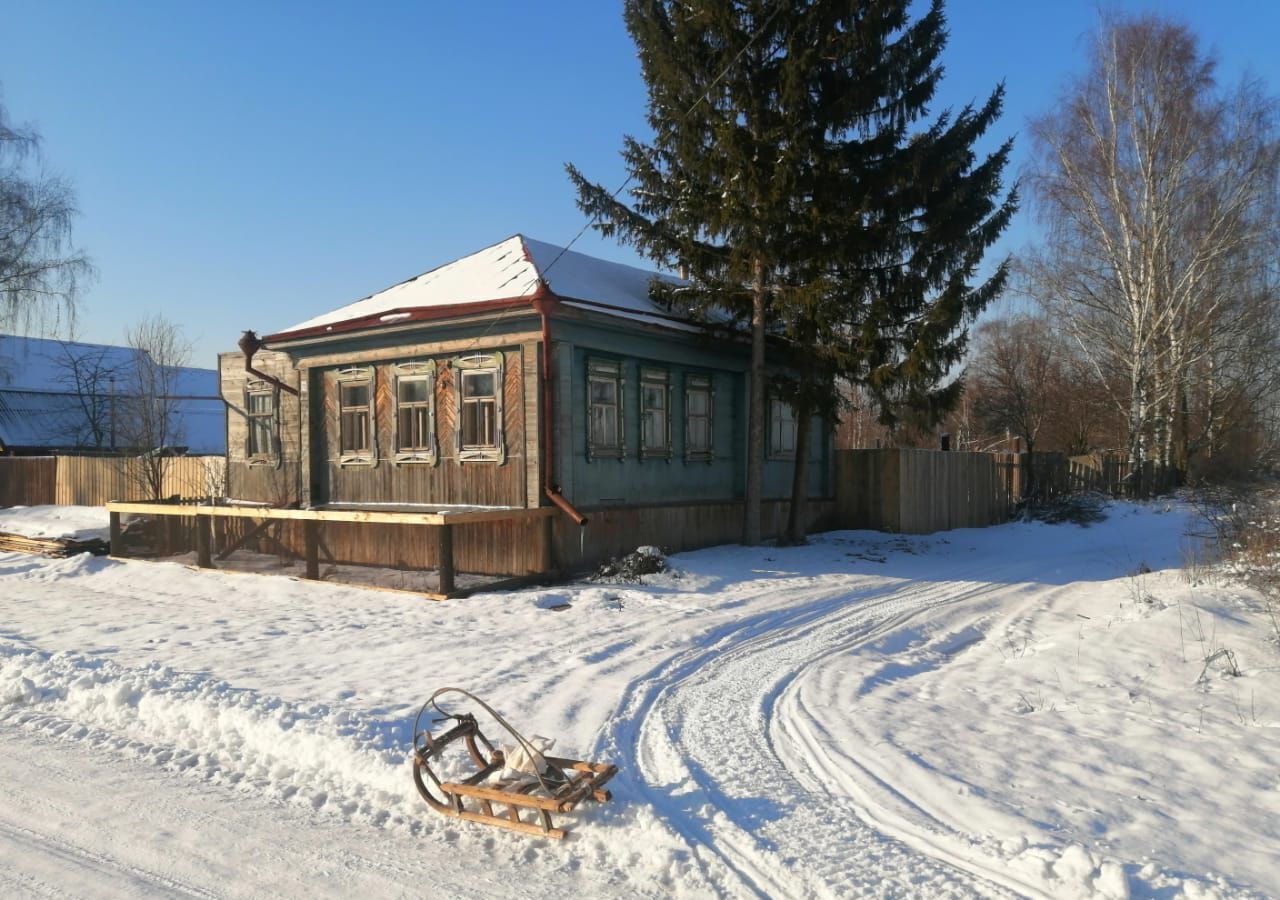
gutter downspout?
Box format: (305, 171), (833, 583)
(238, 330), (300, 397)
(532, 291), (588, 525)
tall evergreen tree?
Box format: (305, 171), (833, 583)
(569, 1), (1014, 545)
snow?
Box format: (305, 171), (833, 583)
(1, 502), (1277, 898)
(0, 504), (109, 541)
(276, 235), (686, 336)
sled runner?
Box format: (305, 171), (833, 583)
(411, 688), (618, 839)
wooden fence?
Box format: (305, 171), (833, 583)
(0, 455), (225, 507)
(1067, 454), (1179, 498)
(836, 449), (1015, 534)
(0, 457), (57, 507)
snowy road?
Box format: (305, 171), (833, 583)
(2, 504), (1276, 898)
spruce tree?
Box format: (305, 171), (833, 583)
(569, 1), (1015, 546)
(778, 1), (1017, 542)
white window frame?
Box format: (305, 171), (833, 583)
(768, 397), (798, 459)
(587, 358), (625, 460)
(244, 380), (279, 467)
(684, 373), (714, 461)
(336, 365), (377, 467)
(454, 352), (505, 464)
(393, 360), (438, 465)
(639, 367), (671, 460)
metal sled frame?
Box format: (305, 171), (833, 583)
(412, 712), (617, 839)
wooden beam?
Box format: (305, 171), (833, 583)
(291, 330), (543, 369)
(216, 517), (274, 560)
(109, 511), (121, 556)
(105, 501), (555, 527)
(304, 519), (319, 580)
(436, 524), (454, 596)
(195, 515), (212, 568)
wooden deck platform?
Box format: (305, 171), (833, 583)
(105, 501), (555, 599)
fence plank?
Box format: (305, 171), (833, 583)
(0, 455), (224, 508)
(0, 457), (57, 506)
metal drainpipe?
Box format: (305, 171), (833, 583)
(532, 292), (588, 525)
(237, 330), (299, 396)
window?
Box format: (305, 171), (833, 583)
(393, 360), (437, 465)
(587, 358), (624, 459)
(337, 366), (376, 465)
(769, 397), (797, 457)
(685, 374), (713, 460)
(454, 352), (505, 463)
(640, 368), (670, 459)
(245, 383), (276, 465)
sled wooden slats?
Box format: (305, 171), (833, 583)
(441, 782), (566, 813)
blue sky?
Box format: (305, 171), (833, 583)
(4, 1), (1278, 365)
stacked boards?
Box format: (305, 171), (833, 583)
(0, 531), (109, 557)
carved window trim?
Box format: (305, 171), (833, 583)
(454, 352), (505, 464)
(244, 380), (280, 468)
(336, 365), (377, 467)
(684, 373), (714, 462)
(768, 396), (798, 459)
(639, 367), (671, 460)
(392, 360), (438, 466)
(586, 357), (625, 461)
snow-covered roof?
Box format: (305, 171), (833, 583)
(0, 334), (225, 454)
(274, 234), (690, 337)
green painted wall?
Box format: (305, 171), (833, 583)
(552, 316), (832, 508)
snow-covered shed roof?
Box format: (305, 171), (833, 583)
(269, 235), (692, 340)
(0, 334), (225, 454)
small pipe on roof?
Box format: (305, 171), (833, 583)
(238, 330), (299, 396)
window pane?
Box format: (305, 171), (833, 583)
(590, 378), (616, 405)
(643, 409), (665, 448)
(341, 382), (369, 407)
(342, 410), (369, 452)
(464, 371), (495, 398)
(687, 389), (708, 416)
(643, 385), (665, 411)
(462, 400), (496, 447)
(688, 418), (709, 452)
(398, 378), (429, 404)
(591, 405), (616, 448)
(248, 392), (271, 415)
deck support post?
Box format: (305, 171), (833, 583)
(195, 514), (212, 568)
(436, 523), (455, 596)
(304, 519), (319, 580)
(109, 511), (121, 556)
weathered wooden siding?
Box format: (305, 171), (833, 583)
(836, 449), (1014, 534)
(552, 499), (838, 572)
(0, 457), (57, 506)
(220, 349), (303, 504)
(315, 348), (527, 506)
(204, 516), (549, 577)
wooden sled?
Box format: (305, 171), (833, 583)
(411, 690), (618, 840)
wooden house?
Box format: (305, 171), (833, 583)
(218, 235), (835, 576)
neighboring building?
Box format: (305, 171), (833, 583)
(0, 335), (225, 455)
(219, 235), (834, 570)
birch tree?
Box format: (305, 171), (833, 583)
(1023, 13), (1280, 475)
(1, 90), (92, 333)
(118, 316), (192, 500)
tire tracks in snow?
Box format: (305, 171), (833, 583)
(597, 555), (1027, 899)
